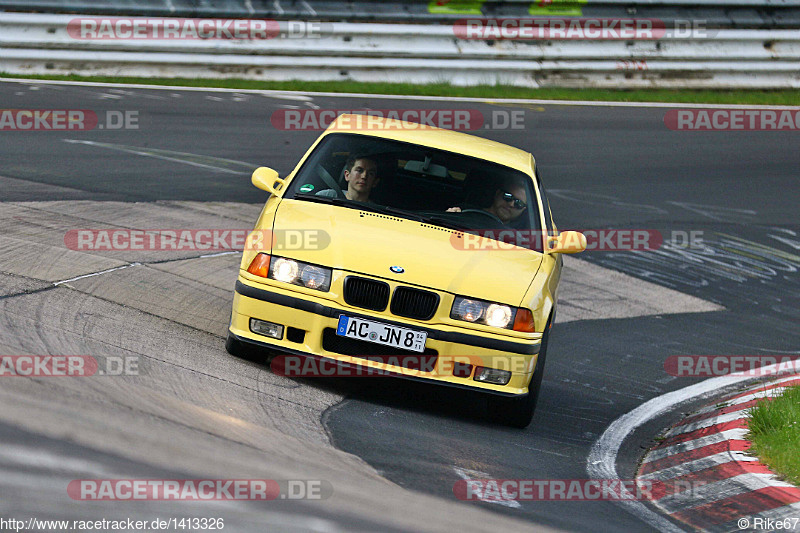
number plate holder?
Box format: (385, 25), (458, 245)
(336, 315), (427, 353)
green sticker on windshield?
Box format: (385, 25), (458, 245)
(428, 0), (484, 14)
(529, 0), (586, 16)
(299, 184), (315, 193)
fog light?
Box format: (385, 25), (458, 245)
(250, 318), (284, 339)
(473, 366), (511, 385)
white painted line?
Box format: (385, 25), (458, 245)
(724, 374), (800, 397)
(300, 0), (317, 15)
(2, 77), (799, 110)
(198, 251), (240, 259)
(737, 374), (800, 387)
(53, 263), (140, 286)
(452, 466), (522, 509)
(62, 139), (254, 175)
(586, 366), (800, 533)
(259, 93), (314, 102)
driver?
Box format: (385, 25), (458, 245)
(317, 155), (379, 202)
(447, 176), (528, 224)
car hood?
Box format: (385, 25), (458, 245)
(268, 200), (542, 306)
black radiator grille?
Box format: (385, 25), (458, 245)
(343, 276), (390, 311)
(390, 287), (439, 320)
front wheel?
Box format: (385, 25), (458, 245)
(487, 317), (551, 428)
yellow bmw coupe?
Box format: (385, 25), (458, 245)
(227, 114), (585, 428)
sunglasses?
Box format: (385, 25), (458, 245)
(501, 191), (527, 209)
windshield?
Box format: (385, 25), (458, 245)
(283, 133), (543, 251)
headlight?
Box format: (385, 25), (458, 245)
(300, 265), (328, 290)
(450, 296), (515, 329)
(267, 255), (332, 292)
(453, 298), (484, 322)
(485, 304), (513, 328)
(272, 257), (299, 283)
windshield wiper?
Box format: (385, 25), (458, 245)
(358, 204), (429, 222)
(363, 206), (469, 233)
(365, 206), (468, 232)
(300, 197), (428, 220)
(293, 194), (414, 218)
(416, 215), (468, 232)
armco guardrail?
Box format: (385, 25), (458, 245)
(1, 13), (799, 88)
(1, 0), (800, 27)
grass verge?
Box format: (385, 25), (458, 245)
(748, 385), (800, 485)
(2, 73), (800, 105)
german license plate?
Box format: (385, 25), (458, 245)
(336, 315), (427, 353)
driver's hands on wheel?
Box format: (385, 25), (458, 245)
(447, 206), (507, 226)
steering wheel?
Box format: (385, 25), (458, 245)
(459, 208), (506, 226)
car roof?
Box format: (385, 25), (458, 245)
(323, 113), (536, 177)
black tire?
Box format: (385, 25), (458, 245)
(487, 316), (552, 429)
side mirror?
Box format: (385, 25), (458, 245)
(547, 231), (586, 254)
(252, 167), (285, 195)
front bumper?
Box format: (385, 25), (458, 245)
(230, 278), (542, 396)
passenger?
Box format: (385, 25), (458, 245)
(317, 155), (379, 202)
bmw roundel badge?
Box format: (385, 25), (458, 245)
(390, 266), (405, 274)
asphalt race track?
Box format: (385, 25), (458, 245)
(1, 79), (798, 532)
